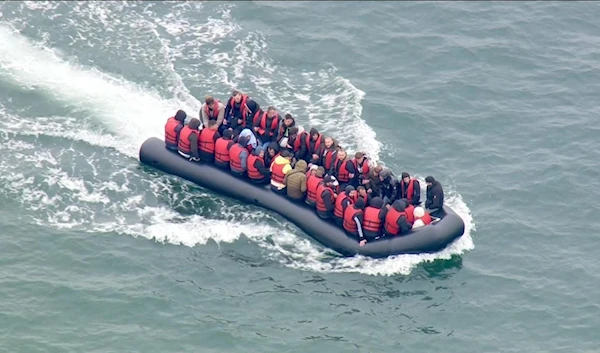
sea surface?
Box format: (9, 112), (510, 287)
(1, 1), (599, 352)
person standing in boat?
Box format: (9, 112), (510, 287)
(229, 135), (250, 178)
(164, 109), (187, 151)
(379, 168), (399, 205)
(316, 176), (337, 219)
(343, 198), (366, 243)
(198, 120), (221, 163)
(425, 176), (444, 216)
(399, 172), (421, 207)
(199, 96), (225, 133)
(177, 118), (201, 161)
(225, 90), (260, 138)
(253, 106), (281, 148)
(247, 146), (270, 184)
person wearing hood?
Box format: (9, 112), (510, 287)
(247, 146), (270, 184)
(383, 200), (412, 236)
(379, 168), (399, 205)
(425, 176), (444, 216)
(225, 90), (260, 136)
(199, 96), (225, 132)
(305, 166), (325, 207)
(265, 143), (280, 169)
(412, 206), (432, 229)
(300, 128), (324, 165)
(214, 129), (235, 169)
(198, 120), (221, 162)
(321, 136), (338, 172)
(361, 197), (387, 244)
(316, 175), (337, 219)
(164, 109), (187, 151)
(343, 198), (366, 242)
(398, 198), (415, 225)
(333, 185), (356, 226)
(399, 172), (421, 206)
(366, 165), (383, 197)
(229, 135), (250, 177)
(270, 150), (293, 194)
(284, 159), (308, 201)
(178, 118), (201, 161)
(238, 128), (258, 152)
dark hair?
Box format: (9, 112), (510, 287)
(289, 127), (299, 135)
(207, 120), (217, 127)
(281, 150), (292, 158)
(425, 176), (435, 183)
(188, 118), (201, 130)
(355, 152), (364, 159)
(267, 106), (276, 112)
(355, 198), (366, 209)
(284, 113), (293, 120)
(309, 127), (319, 137)
(357, 186), (366, 192)
(232, 90), (241, 96)
(175, 110), (187, 122)
(223, 129), (233, 139)
(205, 96), (215, 105)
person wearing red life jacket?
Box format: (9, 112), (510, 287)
(225, 90), (260, 137)
(412, 206), (433, 229)
(383, 200), (412, 236)
(350, 152), (370, 188)
(198, 120), (221, 162)
(356, 186), (369, 207)
(214, 129), (235, 169)
(399, 172), (421, 207)
(253, 106), (281, 146)
(164, 110), (187, 151)
(285, 127), (307, 162)
(178, 118), (201, 161)
(276, 114), (296, 148)
(265, 143), (280, 170)
(299, 128), (323, 165)
(316, 176), (337, 219)
(229, 135), (250, 178)
(332, 150), (357, 192)
(334, 185), (356, 226)
(361, 197), (387, 245)
(321, 136), (338, 173)
(398, 198), (415, 226)
(247, 146), (270, 184)
(343, 198), (366, 242)
(199, 96), (225, 133)
(305, 166), (325, 207)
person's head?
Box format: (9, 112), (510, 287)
(189, 118), (201, 130)
(379, 168), (391, 182)
(354, 152), (365, 163)
(281, 150), (292, 160)
(295, 159), (308, 172)
(232, 90), (243, 103)
(393, 199), (406, 211)
(310, 128), (319, 141)
(222, 129), (233, 140)
(267, 143), (278, 156)
(357, 186), (366, 196)
(324, 136), (334, 149)
(284, 114), (295, 127)
(289, 127), (299, 137)
(238, 135), (249, 148)
(205, 96), (216, 109)
(413, 207), (425, 219)
(316, 166), (325, 178)
(207, 120), (217, 129)
(369, 196), (384, 209)
(323, 175), (335, 186)
(337, 150), (347, 160)
(354, 198), (366, 210)
(267, 106), (277, 118)
(309, 164), (318, 175)
(425, 176), (435, 186)
(175, 109), (187, 122)
(373, 165), (383, 177)
(399, 198), (409, 208)
(401, 172), (410, 183)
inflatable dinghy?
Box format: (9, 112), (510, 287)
(139, 137), (465, 258)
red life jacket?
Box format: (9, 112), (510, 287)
(316, 184), (334, 212)
(271, 160), (287, 184)
(306, 175), (323, 204)
(257, 112), (279, 137)
(354, 158), (370, 180)
(334, 191), (352, 218)
(199, 128), (217, 154)
(334, 159), (351, 183)
(165, 117), (183, 147)
(384, 208), (407, 236)
(363, 207), (382, 233)
(204, 100), (221, 120)
(400, 178), (418, 203)
(343, 207), (363, 235)
(228, 94), (249, 124)
(247, 154), (265, 180)
(405, 204), (415, 224)
(229, 144), (245, 172)
(322, 148), (336, 171)
(305, 133), (322, 156)
(177, 126), (198, 154)
(268, 153), (280, 169)
(420, 212), (432, 225)
(214, 138), (232, 164)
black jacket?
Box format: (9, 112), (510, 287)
(400, 179), (421, 206)
(381, 176), (399, 202)
(425, 181), (444, 209)
(226, 97), (260, 130)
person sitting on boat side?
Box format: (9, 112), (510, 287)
(305, 166), (325, 207)
(399, 172), (421, 207)
(350, 152), (370, 188)
(229, 135), (250, 177)
(301, 128), (323, 165)
(379, 168), (399, 205)
(238, 128), (258, 153)
(316, 176), (337, 219)
(247, 146), (270, 184)
(198, 120), (221, 162)
(214, 129), (235, 169)
(265, 143), (280, 169)
(178, 118), (201, 161)
(321, 136), (338, 173)
(270, 150), (293, 194)
(164, 109), (187, 151)
(412, 206), (432, 229)
(425, 176), (444, 216)
(277, 114), (298, 149)
(365, 165), (383, 198)
(398, 198), (415, 227)
(253, 106), (281, 147)
(383, 199), (412, 236)
(225, 90), (260, 138)
(343, 198), (366, 242)
(284, 160), (308, 202)
(199, 96), (225, 133)
(332, 149), (355, 191)
(361, 197), (387, 245)
(285, 127), (307, 162)
(334, 185), (355, 226)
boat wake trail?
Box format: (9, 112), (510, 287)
(0, 2), (474, 276)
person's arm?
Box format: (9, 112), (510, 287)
(425, 188), (433, 209)
(216, 103), (225, 127)
(189, 133), (200, 159)
(271, 119), (281, 143)
(258, 160), (270, 178)
(300, 175), (307, 193)
(298, 137), (308, 161)
(199, 105), (207, 127)
(227, 141), (234, 150)
(397, 214), (411, 233)
(224, 99), (232, 121)
(346, 160), (357, 179)
(341, 198), (350, 213)
(354, 213), (364, 239)
(213, 131), (221, 142)
(413, 180), (421, 205)
(378, 208), (388, 221)
(390, 180), (399, 201)
(175, 124), (184, 140)
(323, 191), (334, 212)
(240, 150), (248, 171)
(246, 100), (259, 129)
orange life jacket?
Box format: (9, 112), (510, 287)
(306, 175), (323, 204)
(215, 138), (232, 164)
(199, 128), (217, 154)
(354, 158), (370, 181)
(247, 154), (265, 180)
(177, 126), (198, 154)
(228, 94), (249, 124)
(334, 159), (351, 183)
(256, 111), (279, 137)
(293, 132), (307, 152)
(343, 207), (363, 235)
(305, 133), (322, 156)
(405, 204), (415, 224)
(165, 117), (183, 148)
(204, 100), (221, 120)
(229, 144), (245, 172)
(322, 148), (336, 170)
(271, 161), (287, 184)
(334, 191), (352, 219)
(420, 212), (432, 225)
(384, 208), (407, 236)
(316, 184), (334, 212)
(363, 207), (382, 233)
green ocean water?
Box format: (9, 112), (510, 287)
(1, 1), (599, 352)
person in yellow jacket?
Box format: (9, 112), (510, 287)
(270, 150), (293, 195)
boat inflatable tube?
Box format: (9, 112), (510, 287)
(139, 137), (465, 258)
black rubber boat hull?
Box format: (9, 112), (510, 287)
(139, 137), (465, 258)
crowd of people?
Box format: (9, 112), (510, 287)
(164, 90), (445, 246)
